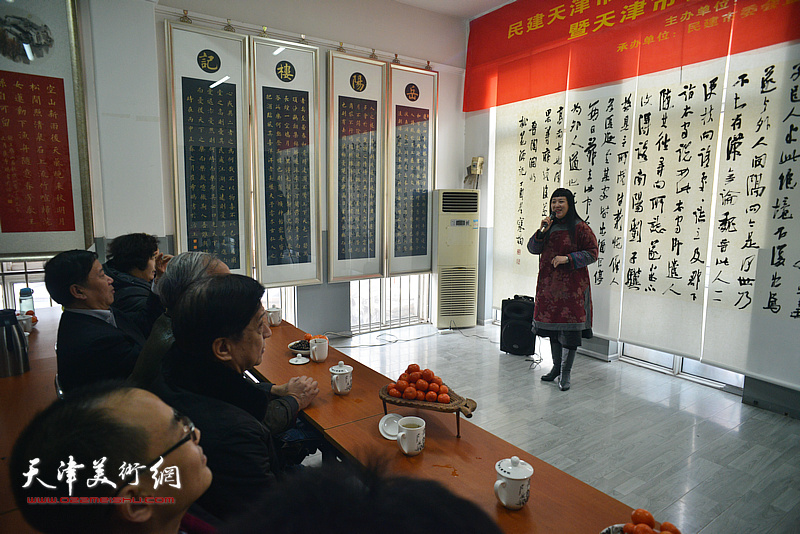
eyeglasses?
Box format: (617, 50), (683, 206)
(114, 410), (197, 494)
(143, 411), (198, 471)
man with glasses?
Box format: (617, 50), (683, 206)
(10, 383), (214, 534)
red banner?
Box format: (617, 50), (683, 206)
(465, 0), (800, 112)
(0, 70), (76, 232)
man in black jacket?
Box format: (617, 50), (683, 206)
(156, 274), (318, 522)
(45, 250), (146, 393)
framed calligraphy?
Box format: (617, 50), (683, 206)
(387, 64), (437, 275)
(327, 52), (386, 282)
(251, 37), (322, 287)
(166, 23), (251, 274)
(0, 0), (93, 258)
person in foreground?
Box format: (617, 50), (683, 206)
(10, 382), (214, 534)
(222, 461), (504, 534)
(528, 187), (598, 391)
(155, 274), (318, 521)
(45, 250), (147, 392)
(103, 233), (172, 336)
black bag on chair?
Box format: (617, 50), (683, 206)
(500, 295), (536, 355)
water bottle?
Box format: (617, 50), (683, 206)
(19, 287), (35, 315)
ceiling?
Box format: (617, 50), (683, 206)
(393, 0), (513, 20)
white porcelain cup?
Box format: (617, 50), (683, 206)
(329, 361), (353, 395)
(397, 416), (426, 456)
(267, 307), (281, 326)
(309, 338), (329, 363)
(494, 456), (533, 510)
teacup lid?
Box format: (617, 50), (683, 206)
(330, 361), (353, 374)
(495, 456), (533, 479)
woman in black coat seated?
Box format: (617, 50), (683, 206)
(155, 274), (318, 522)
(104, 232), (171, 335)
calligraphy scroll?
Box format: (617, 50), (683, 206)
(0, 0), (92, 257)
(328, 52), (385, 282)
(252, 38), (321, 287)
(563, 81), (636, 339)
(166, 23), (250, 273)
(703, 43), (800, 389)
(493, 92), (566, 309)
(619, 61), (723, 357)
(388, 64), (437, 275)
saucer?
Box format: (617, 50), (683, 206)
(378, 413), (403, 440)
(289, 356), (310, 365)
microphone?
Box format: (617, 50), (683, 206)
(541, 211), (556, 232)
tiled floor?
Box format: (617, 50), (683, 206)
(331, 323), (800, 534)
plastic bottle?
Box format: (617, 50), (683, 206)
(19, 287), (35, 315)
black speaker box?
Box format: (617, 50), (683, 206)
(500, 296), (535, 355)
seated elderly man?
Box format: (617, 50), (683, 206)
(155, 274), (318, 522)
(103, 233), (172, 336)
(10, 383), (213, 534)
(129, 251), (230, 389)
(45, 250), (147, 392)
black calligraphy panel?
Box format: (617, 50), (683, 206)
(182, 77), (240, 269)
(626, 73), (719, 302)
(514, 101), (564, 257)
(262, 87), (311, 266)
(394, 105), (429, 257)
(564, 91), (633, 289)
(714, 57), (800, 319)
(338, 96), (377, 261)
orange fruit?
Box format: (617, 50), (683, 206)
(631, 509), (655, 529)
(415, 390), (425, 401)
(402, 386), (417, 400)
(622, 524), (635, 534)
(421, 369), (435, 382)
(427, 382), (440, 394)
(439, 385), (449, 395)
(659, 522), (681, 534)
(395, 380), (409, 392)
(632, 525), (654, 534)
(398, 373), (409, 382)
(415, 379), (429, 392)
(406, 363), (420, 373)
(437, 393), (450, 403)
(303, 333), (313, 340)
(388, 388), (401, 398)
(408, 371), (422, 382)
(432, 376), (443, 386)
(425, 390), (438, 402)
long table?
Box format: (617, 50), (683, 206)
(255, 321), (633, 533)
(253, 321), (388, 430)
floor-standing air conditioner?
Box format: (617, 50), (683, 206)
(432, 189), (480, 329)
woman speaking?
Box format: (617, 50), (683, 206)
(527, 188), (598, 391)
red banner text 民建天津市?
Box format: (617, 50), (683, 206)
(464, 0), (800, 112)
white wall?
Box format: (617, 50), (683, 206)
(82, 0), (167, 239)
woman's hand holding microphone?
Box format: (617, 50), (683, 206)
(539, 211), (555, 234)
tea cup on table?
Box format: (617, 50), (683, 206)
(329, 361), (353, 395)
(397, 416), (426, 456)
(494, 455), (533, 510)
(267, 307), (282, 326)
(309, 337), (329, 363)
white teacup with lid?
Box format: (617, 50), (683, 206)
(494, 455), (533, 510)
(329, 361), (353, 395)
